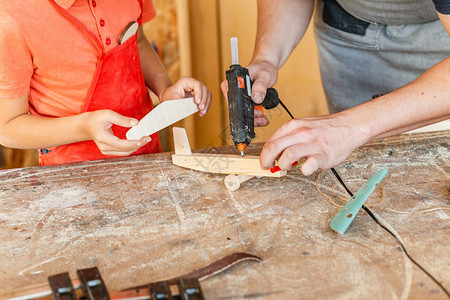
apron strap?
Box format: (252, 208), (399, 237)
(137, 0), (144, 25)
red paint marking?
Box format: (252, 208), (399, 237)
(270, 161), (298, 173)
(237, 77), (245, 89)
(270, 166), (281, 173)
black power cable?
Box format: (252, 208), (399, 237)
(277, 98), (449, 297)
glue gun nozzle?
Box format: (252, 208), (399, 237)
(237, 143), (247, 157)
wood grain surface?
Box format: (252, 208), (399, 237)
(0, 131), (448, 299)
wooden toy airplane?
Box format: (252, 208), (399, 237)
(171, 127), (287, 190)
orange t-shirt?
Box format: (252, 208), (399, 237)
(0, 0), (156, 117)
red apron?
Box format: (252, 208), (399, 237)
(39, 0), (161, 166)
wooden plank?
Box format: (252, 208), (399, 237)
(188, 0), (226, 148)
(172, 153), (286, 177)
(173, 127), (192, 155)
(176, 0), (192, 77)
(126, 98), (198, 140)
(1, 147), (39, 169)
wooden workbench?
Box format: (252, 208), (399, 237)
(0, 131), (448, 299)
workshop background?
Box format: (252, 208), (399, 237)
(0, 0), (327, 169)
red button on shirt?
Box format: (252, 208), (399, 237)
(100, 19), (105, 27)
(92, 1), (97, 7)
(105, 38), (111, 45)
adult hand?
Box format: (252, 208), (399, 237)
(247, 59), (279, 104)
(83, 110), (151, 156)
(220, 80), (269, 127)
(220, 59), (278, 127)
(260, 112), (370, 176)
(160, 76), (212, 117)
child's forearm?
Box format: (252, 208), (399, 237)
(0, 94), (145, 154)
(0, 95), (90, 149)
(137, 27), (172, 99)
(136, 27), (212, 113)
(1, 113), (90, 149)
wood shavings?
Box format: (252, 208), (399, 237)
(384, 207), (450, 214)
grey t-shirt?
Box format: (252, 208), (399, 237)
(336, 0), (438, 25)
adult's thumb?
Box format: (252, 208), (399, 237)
(251, 80), (268, 104)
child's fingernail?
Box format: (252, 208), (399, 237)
(130, 119), (138, 126)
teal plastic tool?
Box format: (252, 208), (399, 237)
(330, 169), (388, 234)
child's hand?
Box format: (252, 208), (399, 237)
(159, 77), (212, 117)
(83, 110), (151, 156)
